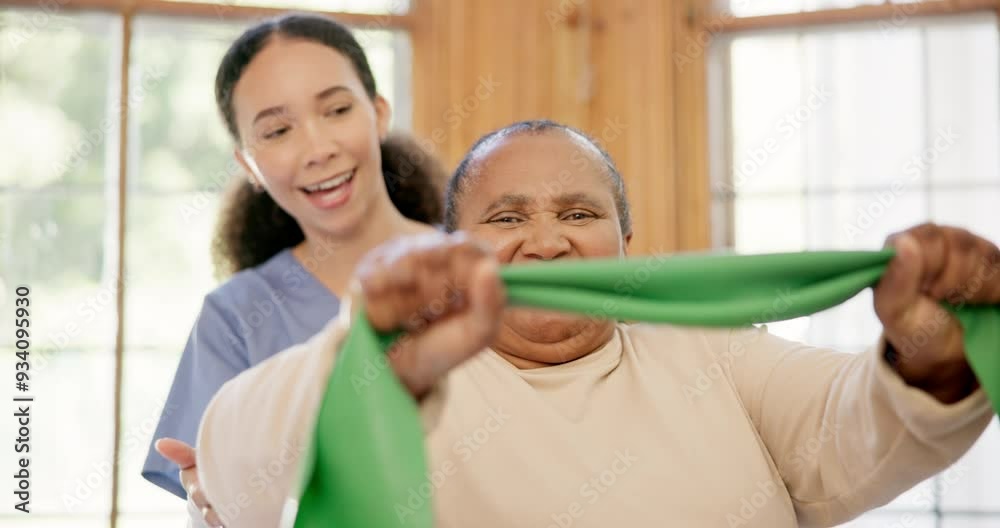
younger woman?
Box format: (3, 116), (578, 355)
(142, 13), (445, 517)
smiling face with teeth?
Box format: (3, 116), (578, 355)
(231, 37), (395, 240)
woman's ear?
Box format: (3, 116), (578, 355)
(623, 232), (633, 256)
(235, 148), (264, 191)
(374, 94), (392, 140)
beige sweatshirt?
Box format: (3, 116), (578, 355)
(195, 309), (993, 528)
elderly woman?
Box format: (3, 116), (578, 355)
(194, 120), (998, 528)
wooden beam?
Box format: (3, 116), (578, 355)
(705, 0), (1000, 34)
(0, 0), (414, 28)
(673, 0), (711, 251)
(109, 7), (133, 528)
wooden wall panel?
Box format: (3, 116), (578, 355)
(672, 0), (712, 251)
(411, 0), (711, 255)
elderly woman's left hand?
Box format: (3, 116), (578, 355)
(874, 223), (1000, 403)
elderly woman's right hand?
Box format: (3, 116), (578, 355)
(355, 232), (506, 399)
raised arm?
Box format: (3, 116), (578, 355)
(195, 232), (505, 527)
(720, 224), (999, 526)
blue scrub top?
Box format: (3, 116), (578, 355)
(142, 248), (340, 498)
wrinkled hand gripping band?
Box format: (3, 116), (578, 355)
(290, 249), (1000, 528)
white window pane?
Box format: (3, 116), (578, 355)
(711, 196), (731, 249)
(926, 16), (1000, 185)
(717, 10), (1000, 526)
(729, 0), (803, 17)
(0, 518), (108, 527)
(804, 191), (927, 250)
(0, 10), (118, 189)
(729, 35), (806, 194)
(729, 0), (895, 17)
(356, 29), (407, 129)
(939, 417), (1000, 511)
(0, 9), (119, 525)
(162, 0), (410, 14)
(117, 514), (188, 528)
(117, 351), (188, 520)
(834, 512), (935, 528)
(733, 195), (805, 253)
(942, 517), (1000, 528)
(124, 195), (220, 350)
(803, 0), (883, 10)
(802, 29), (925, 191)
(0, 350), (115, 515)
(930, 189), (1000, 245)
(877, 475), (937, 513)
(2, 193), (120, 349)
(130, 17), (243, 193)
(804, 288), (880, 350)
(762, 316), (813, 344)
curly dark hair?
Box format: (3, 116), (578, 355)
(210, 13), (445, 277)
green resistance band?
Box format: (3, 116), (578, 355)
(291, 249), (1000, 528)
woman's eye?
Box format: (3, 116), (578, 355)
(563, 211), (595, 222)
(326, 105), (352, 117)
(263, 127), (289, 140)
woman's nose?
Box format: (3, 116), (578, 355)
(520, 224), (571, 261)
(301, 119), (341, 169)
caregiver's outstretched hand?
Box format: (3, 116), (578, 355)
(875, 222), (1000, 404)
(353, 231), (506, 400)
(154, 438), (224, 527)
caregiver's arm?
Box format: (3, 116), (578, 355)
(195, 232), (505, 527)
(194, 315), (350, 528)
(722, 223), (1000, 527)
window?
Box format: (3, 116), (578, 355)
(710, 5), (1000, 526)
(0, 2), (411, 525)
(1, 11), (120, 527)
(731, 0), (936, 18)
(165, 0), (411, 14)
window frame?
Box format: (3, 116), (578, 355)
(705, 2), (1000, 525)
(0, 1), (413, 526)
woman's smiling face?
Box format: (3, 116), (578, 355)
(231, 37), (391, 239)
(454, 130), (632, 365)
